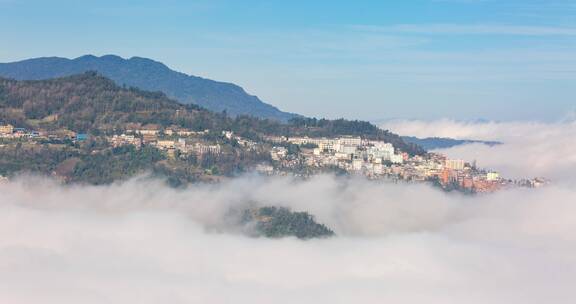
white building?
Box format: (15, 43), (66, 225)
(373, 164), (384, 175)
(335, 152), (352, 160)
(0, 124), (14, 135)
(352, 158), (364, 171)
(255, 164), (274, 174)
(367, 143), (394, 161)
(136, 129), (159, 136)
(318, 141), (336, 151)
(110, 134), (142, 148)
(390, 154), (404, 164)
(286, 137), (309, 145)
(270, 146), (288, 161)
(339, 145), (357, 155)
(176, 138), (187, 151)
(194, 143), (221, 155)
(486, 172), (500, 181)
(445, 159), (465, 170)
(338, 136), (362, 146)
(223, 131), (234, 140)
(156, 140), (176, 150)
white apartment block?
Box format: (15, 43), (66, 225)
(445, 159), (465, 170)
(156, 140), (176, 150)
(338, 136), (362, 146)
(194, 143), (221, 155)
(339, 145), (357, 155)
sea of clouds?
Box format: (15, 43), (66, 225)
(1, 118), (575, 303)
(382, 118), (576, 180)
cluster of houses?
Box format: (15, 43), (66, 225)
(264, 135), (547, 193)
(269, 136), (407, 169)
(1, 123), (548, 192)
(0, 123), (250, 160)
(1, 123), (223, 159)
(0, 124), (87, 141)
(108, 125), (223, 158)
(0, 124), (38, 139)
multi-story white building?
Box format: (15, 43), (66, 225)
(194, 143), (221, 155)
(338, 136), (362, 146)
(445, 159), (465, 170)
(339, 144), (357, 155)
(288, 136), (362, 149)
(286, 137), (309, 145)
(175, 138), (187, 152)
(335, 152), (352, 160)
(156, 140), (176, 150)
(367, 143), (394, 161)
(136, 129), (159, 136)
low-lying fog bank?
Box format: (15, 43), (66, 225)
(1, 175), (575, 303)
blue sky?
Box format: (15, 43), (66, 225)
(1, 0), (575, 121)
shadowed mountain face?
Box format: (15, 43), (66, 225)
(0, 55), (297, 121)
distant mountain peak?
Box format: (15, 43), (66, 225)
(0, 55), (298, 121)
(99, 54), (125, 61)
(77, 54), (98, 60)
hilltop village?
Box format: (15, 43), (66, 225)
(0, 123), (546, 192)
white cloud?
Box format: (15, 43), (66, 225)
(381, 119), (576, 179)
(1, 174), (576, 303)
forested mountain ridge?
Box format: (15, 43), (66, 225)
(0, 72), (425, 155)
(0, 55), (298, 121)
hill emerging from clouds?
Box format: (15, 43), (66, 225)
(0, 55), (297, 121)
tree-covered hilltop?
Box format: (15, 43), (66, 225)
(0, 72), (424, 155)
(242, 207), (335, 239)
